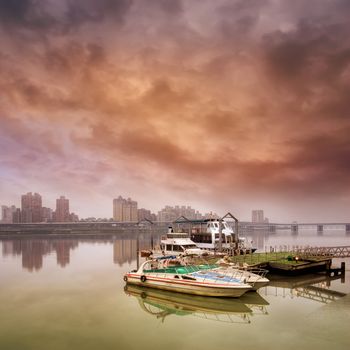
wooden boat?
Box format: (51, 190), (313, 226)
(124, 258), (252, 297)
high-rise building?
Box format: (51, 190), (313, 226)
(113, 196), (138, 222)
(54, 196), (70, 222)
(252, 210), (264, 223)
(21, 192), (42, 223)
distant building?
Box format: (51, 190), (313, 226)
(113, 196), (138, 222)
(252, 210), (264, 223)
(12, 208), (21, 223)
(42, 207), (53, 222)
(1, 205), (17, 223)
(69, 212), (79, 222)
(203, 211), (220, 219)
(54, 196), (70, 222)
(137, 208), (157, 222)
(21, 192), (42, 223)
(157, 205), (203, 222)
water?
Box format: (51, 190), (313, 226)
(0, 230), (349, 350)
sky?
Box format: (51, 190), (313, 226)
(0, 0), (350, 222)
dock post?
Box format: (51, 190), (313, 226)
(136, 235), (140, 270)
(341, 262), (345, 275)
(341, 262), (346, 283)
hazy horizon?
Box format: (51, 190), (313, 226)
(1, 1), (350, 222)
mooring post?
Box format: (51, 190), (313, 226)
(136, 235), (140, 270)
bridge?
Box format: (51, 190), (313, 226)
(238, 222), (350, 233)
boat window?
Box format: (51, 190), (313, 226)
(174, 275), (179, 279)
(190, 233), (212, 243)
(214, 234), (226, 242)
(214, 223), (219, 228)
(166, 244), (172, 251)
(172, 245), (182, 252)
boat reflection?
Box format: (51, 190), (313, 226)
(124, 284), (269, 324)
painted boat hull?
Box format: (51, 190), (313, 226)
(125, 273), (251, 297)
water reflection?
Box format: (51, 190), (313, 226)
(2, 239), (79, 271)
(124, 284), (268, 324)
(1, 236), (157, 271)
(265, 274), (346, 304)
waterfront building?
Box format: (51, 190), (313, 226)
(21, 192), (42, 223)
(252, 210), (265, 223)
(113, 196), (138, 222)
(54, 196), (70, 222)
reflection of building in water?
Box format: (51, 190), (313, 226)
(113, 238), (152, 266)
(113, 239), (137, 266)
(1, 239), (78, 271)
(52, 241), (79, 267)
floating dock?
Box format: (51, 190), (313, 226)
(205, 252), (346, 276)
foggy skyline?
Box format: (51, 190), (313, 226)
(1, 1), (350, 222)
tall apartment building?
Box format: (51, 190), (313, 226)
(54, 196), (70, 222)
(21, 192), (42, 223)
(252, 210), (264, 223)
(113, 196), (138, 222)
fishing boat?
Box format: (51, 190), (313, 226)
(123, 257), (252, 297)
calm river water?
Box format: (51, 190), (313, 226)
(0, 229), (349, 350)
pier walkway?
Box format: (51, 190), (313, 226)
(295, 246), (350, 258)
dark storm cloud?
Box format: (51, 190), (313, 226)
(65, 0), (133, 29)
(0, 0), (57, 32)
(0, 0), (133, 35)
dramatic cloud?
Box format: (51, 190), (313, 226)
(1, 0), (350, 220)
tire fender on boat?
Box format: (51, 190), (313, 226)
(140, 275), (147, 283)
(123, 275), (128, 282)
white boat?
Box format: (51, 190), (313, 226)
(172, 218), (257, 253)
(151, 229), (210, 257)
(214, 264), (269, 291)
(124, 258), (252, 297)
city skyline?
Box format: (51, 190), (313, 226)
(1, 1), (350, 222)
